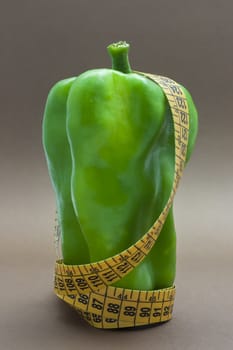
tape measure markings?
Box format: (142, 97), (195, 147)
(54, 73), (189, 328)
(85, 287), (175, 328)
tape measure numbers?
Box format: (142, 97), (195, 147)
(54, 73), (190, 329)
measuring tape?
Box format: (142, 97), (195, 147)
(54, 73), (190, 329)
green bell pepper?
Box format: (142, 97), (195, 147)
(43, 41), (198, 291)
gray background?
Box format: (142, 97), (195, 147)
(1, 0), (233, 349)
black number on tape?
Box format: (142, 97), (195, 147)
(182, 127), (188, 140)
(116, 262), (131, 274)
(143, 238), (154, 250)
(92, 314), (102, 323)
(176, 96), (186, 109)
(181, 142), (186, 156)
(76, 278), (88, 290)
(130, 251), (144, 263)
(123, 306), (136, 317)
(88, 275), (102, 288)
(153, 308), (162, 317)
(65, 278), (76, 290)
(105, 318), (117, 323)
(163, 306), (170, 316)
(139, 307), (151, 317)
(78, 294), (89, 305)
(170, 84), (182, 95)
(102, 270), (118, 282)
(57, 278), (65, 290)
(107, 303), (120, 314)
(180, 111), (188, 124)
(92, 298), (103, 310)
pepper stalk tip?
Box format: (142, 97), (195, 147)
(107, 41), (132, 74)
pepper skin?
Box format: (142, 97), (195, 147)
(43, 41), (198, 290)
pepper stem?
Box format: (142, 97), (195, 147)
(107, 41), (132, 74)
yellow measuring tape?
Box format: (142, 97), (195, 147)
(54, 73), (190, 329)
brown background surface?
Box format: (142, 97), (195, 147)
(1, 1), (233, 349)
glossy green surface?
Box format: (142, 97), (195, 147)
(42, 42), (198, 290)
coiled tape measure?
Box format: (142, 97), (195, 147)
(54, 73), (190, 329)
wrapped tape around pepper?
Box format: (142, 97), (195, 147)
(54, 73), (189, 329)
